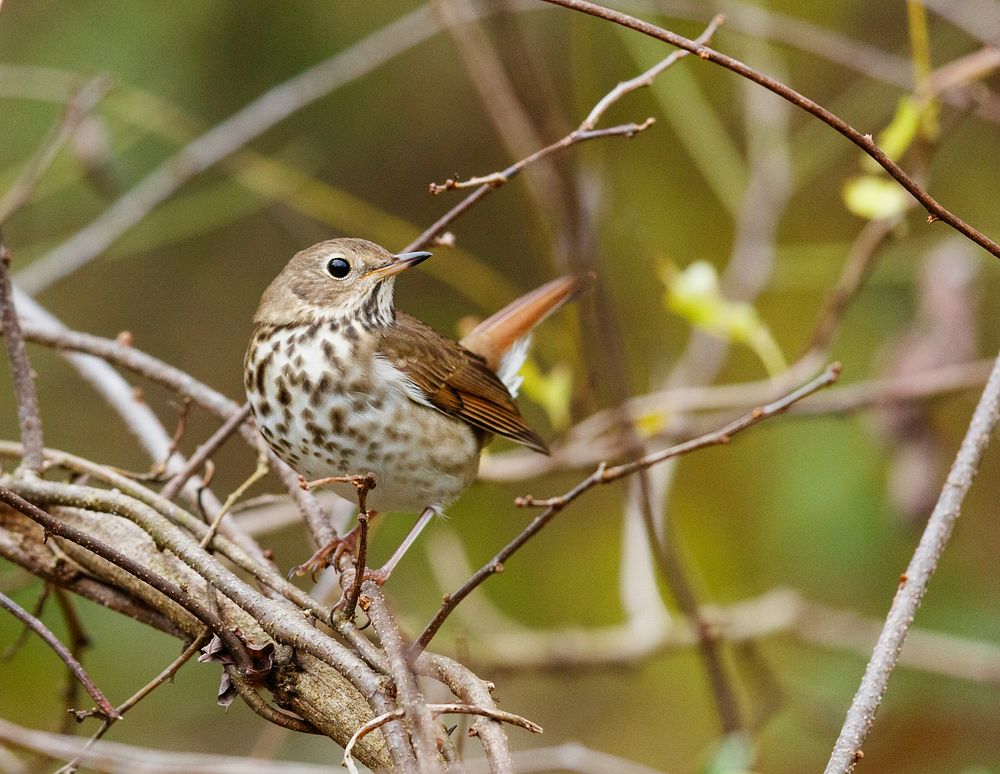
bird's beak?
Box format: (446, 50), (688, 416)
(365, 251), (432, 281)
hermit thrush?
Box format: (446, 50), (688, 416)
(245, 238), (583, 571)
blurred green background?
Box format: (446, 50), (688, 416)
(2, 1), (1000, 772)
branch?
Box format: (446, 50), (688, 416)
(540, 0), (1000, 260)
(0, 235), (44, 473)
(0, 441), (336, 625)
(825, 349), (1000, 772)
(0, 485), (252, 672)
(404, 12), (724, 251)
(364, 583), (441, 773)
(0, 716), (336, 774)
(160, 403), (252, 501)
(343, 702), (542, 774)
(0, 75), (113, 224)
(480, 357), (995, 482)
(0, 590), (119, 721)
(12, 2), (507, 295)
(414, 362), (841, 652)
(9, 318), (333, 546)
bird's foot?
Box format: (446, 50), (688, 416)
(289, 521), (368, 579)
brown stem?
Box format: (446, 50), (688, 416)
(0, 233), (44, 473)
(0, 484), (251, 673)
(403, 13), (723, 252)
(0, 590), (119, 721)
(161, 404), (252, 501)
(413, 363), (841, 653)
(540, 0), (1000, 259)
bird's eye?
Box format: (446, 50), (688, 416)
(326, 257), (350, 279)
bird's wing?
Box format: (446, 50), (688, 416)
(378, 312), (549, 454)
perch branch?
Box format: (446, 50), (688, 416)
(343, 702), (542, 774)
(0, 485), (251, 672)
(364, 583), (441, 773)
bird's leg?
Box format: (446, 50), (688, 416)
(360, 506), (437, 586)
(289, 512), (380, 579)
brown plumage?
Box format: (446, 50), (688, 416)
(378, 312), (549, 454)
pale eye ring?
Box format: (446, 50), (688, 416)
(326, 257), (350, 279)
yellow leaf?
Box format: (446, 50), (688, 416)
(843, 175), (910, 220)
(517, 358), (574, 430)
(659, 260), (787, 375)
(862, 96), (923, 173)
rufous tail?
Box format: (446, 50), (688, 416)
(459, 273), (592, 372)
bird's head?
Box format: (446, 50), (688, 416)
(254, 238), (430, 328)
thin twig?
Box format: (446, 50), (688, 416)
(1, 582), (50, 661)
(405, 13), (723, 251)
(541, 0), (1000, 259)
(825, 349), (1000, 773)
(339, 512), (370, 620)
(13, 3), (494, 295)
(52, 588), (90, 734)
(199, 453), (270, 549)
(0, 75), (113, 224)
(161, 403), (252, 501)
(0, 590), (119, 722)
(0, 233), (44, 473)
(57, 631), (213, 772)
(804, 215), (902, 358)
(414, 363), (842, 652)
(343, 702), (542, 774)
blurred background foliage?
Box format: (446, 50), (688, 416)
(1, 1), (1000, 772)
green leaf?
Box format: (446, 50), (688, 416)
(843, 174), (910, 220)
(660, 260), (787, 375)
(517, 358), (574, 430)
(862, 95), (923, 173)
(701, 731), (755, 774)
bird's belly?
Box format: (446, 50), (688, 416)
(247, 333), (480, 512)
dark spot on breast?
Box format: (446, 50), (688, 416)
(258, 401), (272, 417)
(277, 385), (292, 405)
(305, 421), (325, 444)
(255, 352), (273, 394)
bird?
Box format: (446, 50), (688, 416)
(244, 237), (585, 576)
